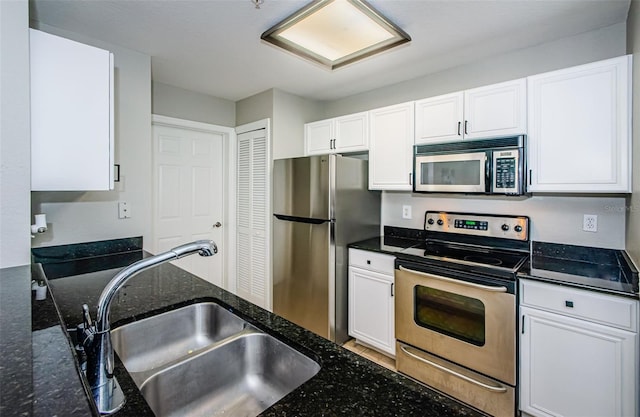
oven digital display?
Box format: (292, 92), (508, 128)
(454, 219), (488, 230)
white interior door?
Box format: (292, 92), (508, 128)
(153, 121), (225, 287)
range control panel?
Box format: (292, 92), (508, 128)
(425, 211), (529, 241)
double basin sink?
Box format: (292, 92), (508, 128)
(110, 302), (320, 417)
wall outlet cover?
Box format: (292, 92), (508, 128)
(118, 201), (130, 219)
(583, 214), (597, 232)
(402, 205), (412, 220)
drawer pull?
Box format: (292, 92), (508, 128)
(565, 300), (574, 308)
(366, 260), (371, 265)
(399, 266), (507, 292)
(400, 345), (508, 393)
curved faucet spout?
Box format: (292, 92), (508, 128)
(82, 239), (217, 414)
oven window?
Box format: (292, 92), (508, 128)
(420, 160), (481, 186)
(414, 285), (485, 346)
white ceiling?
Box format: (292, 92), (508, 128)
(29, 0), (631, 102)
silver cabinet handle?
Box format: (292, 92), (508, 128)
(399, 266), (507, 292)
(400, 345), (508, 393)
(213, 222), (222, 228)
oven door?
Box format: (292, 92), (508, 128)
(414, 151), (488, 193)
(395, 265), (516, 385)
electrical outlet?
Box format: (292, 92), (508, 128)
(583, 214), (597, 232)
(402, 205), (412, 219)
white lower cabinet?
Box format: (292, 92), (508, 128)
(348, 249), (395, 356)
(520, 279), (638, 417)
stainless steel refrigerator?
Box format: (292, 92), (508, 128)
(272, 154), (380, 344)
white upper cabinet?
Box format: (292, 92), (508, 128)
(527, 55), (632, 193)
(415, 79), (526, 144)
(304, 112), (368, 155)
(414, 92), (463, 144)
(30, 29), (114, 191)
(368, 102), (415, 191)
(464, 79), (527, 140)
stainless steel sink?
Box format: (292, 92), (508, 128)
(111, 302), (320, 417)
(140, 332), (320, 417)
(111, 302), (247, 376)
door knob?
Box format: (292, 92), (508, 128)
(213, 222), (222, 228)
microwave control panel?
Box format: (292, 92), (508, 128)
(492, 149), (521, 194)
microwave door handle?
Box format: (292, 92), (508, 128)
(485, 153), (491, 193)
(399, 266), (508, 292)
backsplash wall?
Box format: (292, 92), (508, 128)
(381, 192), (627, 249)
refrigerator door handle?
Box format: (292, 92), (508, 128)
(273, 214), (330, 224)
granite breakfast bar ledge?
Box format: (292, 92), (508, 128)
(1, 237), (485, 417)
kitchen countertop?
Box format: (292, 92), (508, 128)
(0, 237), (484, 417)
(349, 228), (639, 299)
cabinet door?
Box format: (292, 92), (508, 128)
(30, 29), (114, 191)
(527, 55), (631, 192)
(368, 102), (414, 190)
(520, 306), (637, 417)
(415, 92), (463, 144)
(464, 78), (526, 140)
(334, 112), (368, 153)
(304, 119), (333, 155)
(348, 266), (395, 355)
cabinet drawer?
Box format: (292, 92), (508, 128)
(349, 249), (395, 275)
(520, 279), (638, 331)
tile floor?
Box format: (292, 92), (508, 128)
(342, 339), (396, 371)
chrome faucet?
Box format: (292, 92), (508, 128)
(79, 240), (218, 414)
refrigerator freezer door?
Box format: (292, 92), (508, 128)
(273, 156), (330, 220)
(272, 216), (331, 340)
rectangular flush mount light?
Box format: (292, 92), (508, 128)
(261, 0), (410, 70)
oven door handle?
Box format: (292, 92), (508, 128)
(400, 345), (508, 393)
(399, 266), (508, 293)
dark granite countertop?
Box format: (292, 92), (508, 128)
(518, 241), (639, 299)
(349, 229), (639, 300)
(1, 237), (484, 417)
(348, 226), (424, 256)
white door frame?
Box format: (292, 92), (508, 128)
(151, 114), (236, 290)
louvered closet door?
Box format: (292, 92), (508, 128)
(236, 129), (270, 309)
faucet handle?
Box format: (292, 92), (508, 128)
(82, 304), (93, 328)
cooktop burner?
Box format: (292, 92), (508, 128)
(403, 240), (528, 273)
(399, 211), (531, 279)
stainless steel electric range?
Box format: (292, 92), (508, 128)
(395, 211), (529, 417)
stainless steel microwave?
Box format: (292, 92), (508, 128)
(414, 136), (526, 195)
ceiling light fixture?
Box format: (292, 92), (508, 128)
(261, 0), (410, 70)
(252, 0), (264, 9)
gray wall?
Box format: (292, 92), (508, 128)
(236, 89), (274, 127)
(272, 89), (323, 160)
(626, 0), (640, 263)
(30, 24), (153, 250)
(152, 81), (235, 127)
(236, 88), (323, 160)
(0, 0), (31, 268)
